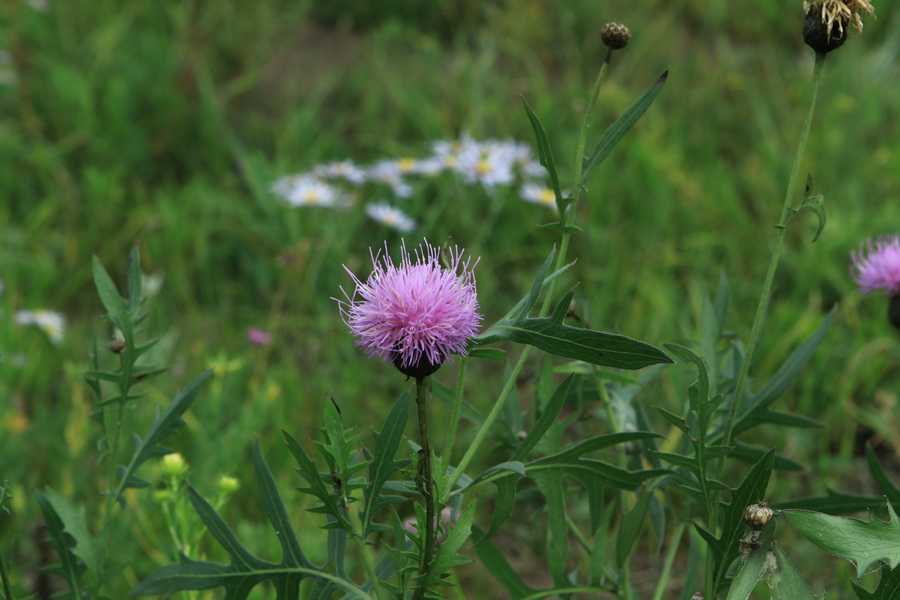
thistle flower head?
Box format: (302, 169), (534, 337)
(339, 241), (481, 378)
(601, 22), (631, 50)
(852, 236), (900, 295)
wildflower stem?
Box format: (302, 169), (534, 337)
(722, 52), (826, 451)
(413, 376), (437, 600)
(441, 54), (611, 502)
(442, 357), (468, 467)
(0, 551), (13, 600)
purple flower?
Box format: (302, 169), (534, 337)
(247, 327), (273, 347)
(852, 236), (900, 295)
(339, 241), (481, 377)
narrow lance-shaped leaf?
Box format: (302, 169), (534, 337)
(113, 370), (212, 505)
(522, 99), (565, 214)
(473, 528), (537, 599)
(477, 291), (672, 370)
(581, 70), (668, 182)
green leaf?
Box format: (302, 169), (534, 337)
(92, 255), (129, 331)
(795, 178), (827, 243)
(127, 246), (142, 309)
(477, 306), (672, 370)
(785, 501), (900, 577)
(321, 399), (354, 484)
(726, 547), (768, 600)
(728, 312), (833, 438)
(581, 70), (668, 182)
(731, 442), (802, 472)
(699, 450), (775, 588)
(854, 564), (900, 600)
(473, 529), (536, 599)
(512, 375), (574, 461)
(41, 490), (101, 579)
(774, 491), (886, 515)
(134, 449), (372, 599)
(616, 491), (652, 568)
(422, 503), (476, 591)
(37, 493), (87, 600)
(522, 99), (565, 214)
(533, 473), (568, 588)
(767, 548), (819, 600)
(361, 394), (408, 537)
(283, 431), (354, 533)
(867, 445), (900, 510)
(114, 370), (212, 505)
(529, 432), (660, 465)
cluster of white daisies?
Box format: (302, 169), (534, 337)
(271, 135), (559, 233)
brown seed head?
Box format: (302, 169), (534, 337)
(601, 22), (631, 50)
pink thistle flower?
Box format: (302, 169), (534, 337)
(339, 241), (481, 378)
(246, 327), (273, 347)
(852, 236), (900, 295)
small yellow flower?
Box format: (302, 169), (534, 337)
(218, 475), (240, 495)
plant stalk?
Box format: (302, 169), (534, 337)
(413, 377), (437, 600)
(441, 52), (612, 501)
(442, 358), (468, 467)
(0, 552), (13, 600)
(722, 52), (826, 450)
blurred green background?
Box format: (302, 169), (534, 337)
(1, 0), (899, 597)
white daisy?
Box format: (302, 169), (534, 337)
(458, 146), (516, 187)
(312, 161), (367, 184)
(365, 203), (416, 233)
(521, 183), (559, 209)
(271, 175), (343, 207)
(15, 310), (65, 344)
(367, 161), (414, 198)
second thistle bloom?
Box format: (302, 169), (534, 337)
(340, 242), (481, 378)
(852, 236), (900, 330)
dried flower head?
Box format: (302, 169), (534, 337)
(339, 241), (481, 378)
(743, 502), (775, 530)
(852, 236), (900, 295)
(804, 0), (875, 53)
(601, 22), (631, 50)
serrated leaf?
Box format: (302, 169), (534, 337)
(774, 491), (885, 515)
(113, 371), (211, 505)
(421, 503), (476, 591)
(362, 394), (408, 538)
(867, 445), (900, 510)
(37, 493), (87, 599)
(134, 451), (372, 599)
(581, 70), (668, 182)
(283, 431), (354, 533)
(786, 502), (900, 577)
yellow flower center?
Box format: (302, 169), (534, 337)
(476, 159), (492, 175)
(539, 189), (555, 205)
(398, 158), (416, 173)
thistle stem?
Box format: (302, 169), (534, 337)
(722, 52), (826, 451)
(441, 53), (612, 502)
(413, 376), (437, 600)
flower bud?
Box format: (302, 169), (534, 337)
(218, 475), (240, 495)
(161, 452), (188, 478)
(153, 489), (173, 503)
(890, 295), (900, 332)
(109, 338), (126, 354)
(743, 502), (774, 530)
(393, 353), (442, 379)
(601, 22), (631, 50)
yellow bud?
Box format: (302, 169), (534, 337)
(161, 453), (188, 477)
(218, 475), (240, 495)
